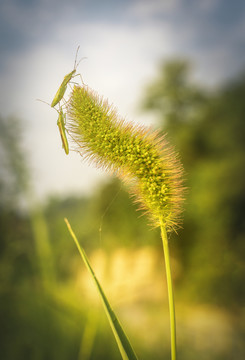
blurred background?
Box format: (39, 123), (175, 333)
(0, 0), (245, 359)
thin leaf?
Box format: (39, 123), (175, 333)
(64, 218), (138, 360)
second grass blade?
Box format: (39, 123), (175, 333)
(64, 218), (138, 360)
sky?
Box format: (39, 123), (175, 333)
(0, 0), (245, 202)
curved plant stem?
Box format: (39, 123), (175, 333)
(160, 223), (177, 360)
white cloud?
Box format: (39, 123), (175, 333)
(1, 0), (244, 200)
(0, 20), (167, 199)
(127, 0), (180, 19)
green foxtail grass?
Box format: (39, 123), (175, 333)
(66, 84), (185, 360)
(67, 85), (184, 231)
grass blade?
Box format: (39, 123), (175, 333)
(64, 218), (138, 360)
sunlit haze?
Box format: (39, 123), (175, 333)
(0, 0), (244, 200)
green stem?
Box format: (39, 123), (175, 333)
(160, 224), (177, 360)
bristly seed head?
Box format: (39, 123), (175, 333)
(67, 85), (185, 232)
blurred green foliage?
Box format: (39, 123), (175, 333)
(0, 60), (245, 359)
(0, 116), (29, 210)
(142, 60), (245, 306)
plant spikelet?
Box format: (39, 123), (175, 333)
(67, 85), (184, 231)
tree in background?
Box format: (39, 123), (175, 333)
(142, 60), (245, 306)
(0, 115), (29, 211)
(0, 116), (85, 360)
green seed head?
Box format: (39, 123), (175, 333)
(67, 85), (184, 232)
